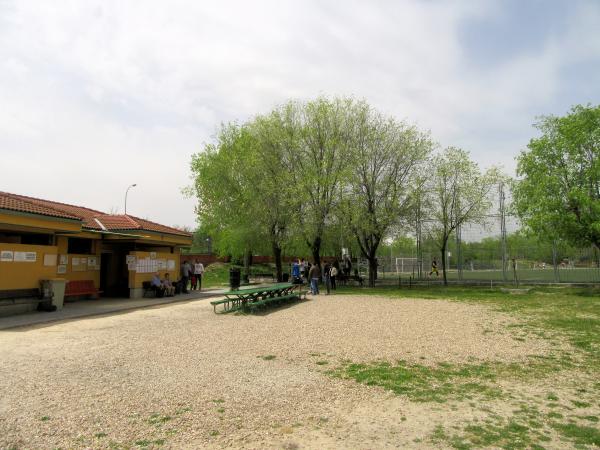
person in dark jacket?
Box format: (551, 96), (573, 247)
(308, 262), (321, 295)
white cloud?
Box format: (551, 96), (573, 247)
(0, 0), (598, 227)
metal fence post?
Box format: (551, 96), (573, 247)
(456, 224), (463, 281)
(552, 241), (559, 282)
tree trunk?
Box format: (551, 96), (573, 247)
(243, 249), (252, 284)
(272, 243), (283, 282)
(310, 236), (322, 268)
(441, 241), (448, 286)
(367, 256), (377, 288)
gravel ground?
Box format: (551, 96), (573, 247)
(0, 294), (559, 449)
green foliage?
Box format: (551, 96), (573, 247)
(342, 101), (432, 286)
(514, 104), (600, 248)
(423, 147), (502, 284)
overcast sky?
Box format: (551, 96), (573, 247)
(1, 0), (599, 229)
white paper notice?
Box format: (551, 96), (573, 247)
(43, 254), (58, 266)
(14, 251), (36, 262)
(0, 251), (14, 261)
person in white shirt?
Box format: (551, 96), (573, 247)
(193, 259), (205, 291)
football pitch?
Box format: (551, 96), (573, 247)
(392, 267), (600, 283)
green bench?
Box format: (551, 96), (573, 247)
(210, 283), (306, 314)
(246, 293), (299, 311)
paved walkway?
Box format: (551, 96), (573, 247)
(0, 288), (227, 331)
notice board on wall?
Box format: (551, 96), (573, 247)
(71, 257), (87, 272)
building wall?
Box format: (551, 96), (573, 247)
(0, 237), (104, 291)
(0, 243), (59, 289)
(128, 251), (181, 289)
(55, 236), (102, 288)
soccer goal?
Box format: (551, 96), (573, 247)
(395, 257), (419, 275)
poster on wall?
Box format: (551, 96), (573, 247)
(59, 254), (68, 265)
(0, 251), (14, 261)
(43, 254), (58, 266)
(150, 252), (157, 259)
(14, 251), (36, 262)
(71, 257), (87, 272)
(167, 259), (175, 271)
(88, 256), (99, 270)
(126, 255), (137, 271)
(57, 265), (67, 274)
(157, 259), (167, 270)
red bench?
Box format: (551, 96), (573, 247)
(64, 280), (102, 299)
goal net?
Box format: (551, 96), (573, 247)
(395, 257), (419, 275)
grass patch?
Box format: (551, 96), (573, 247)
(572, 400), (591, 408)
(94, 432), (107, 438)
(209, 430), (220, 436)
(40, 416), (50, 421)
(259, 355), (276, 361)
(315, 360), (328, 366)
(334, 360), (502, 403)
(147, 414), (171, 425)
(551, 422), (600, 447)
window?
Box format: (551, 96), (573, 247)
(67, 238), (94, 255)
(0, 232), (52, 245)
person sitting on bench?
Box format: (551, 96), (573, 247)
(151, 272), (166, 297)
(162, 273), (175, 297)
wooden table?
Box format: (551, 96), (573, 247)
(210, 283), (306, 313)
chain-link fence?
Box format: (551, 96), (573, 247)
(373, 183), (600, 285)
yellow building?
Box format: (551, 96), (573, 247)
(0, 191), (192, 314)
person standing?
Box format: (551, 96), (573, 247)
(181, 260), (191, 293)
(291, 259), (301, 283)
(343, 255), (352, 277)
(323, 262), (331, 295)
(308, 262), (321, 295)
(330, 263), (338, 290)
(194, 259), (205, 291)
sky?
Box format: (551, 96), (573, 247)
(1, 0), (599, 230)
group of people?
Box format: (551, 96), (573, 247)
(291, 254), (354, 295)
(148, 259), (206, 298)
(150, 272), (176, 297)
(180, 259), (205, 293)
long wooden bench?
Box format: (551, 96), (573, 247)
(0, 288), (55, 311)
(64, 280), (102, 299)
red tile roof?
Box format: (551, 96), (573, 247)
(0, 191), (81, 221)
(0, 191), (191, 237)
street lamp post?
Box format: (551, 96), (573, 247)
(124, 184), (137, 215)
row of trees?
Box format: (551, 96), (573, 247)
(190, 97), (502, 286)
(189, 100), (599, 286)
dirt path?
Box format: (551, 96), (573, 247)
(0, 295), (584, 449)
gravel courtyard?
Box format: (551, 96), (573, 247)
(0, 294), (571, 449)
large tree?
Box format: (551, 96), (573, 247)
(189, 122), (292, 280)
(425, 147), (501, 285)
(283, 97), (353, 267)
(514, 104), (600, 249)
(344, 102), (432, 287)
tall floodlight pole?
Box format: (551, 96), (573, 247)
(499, 182), (508, 281)
(124, 184), (137, 215)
